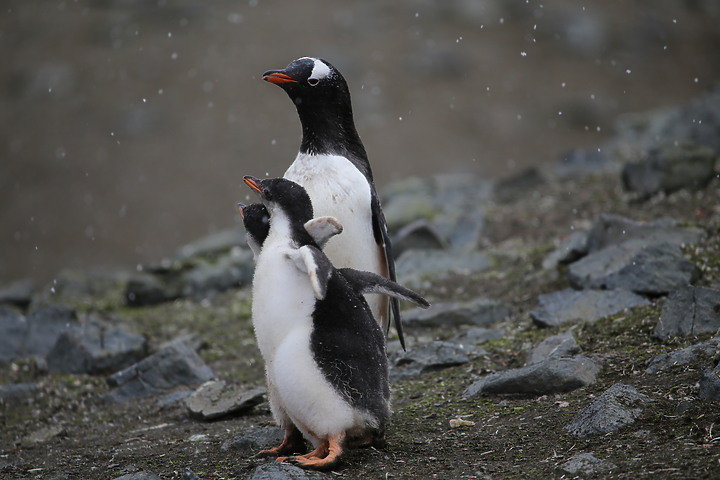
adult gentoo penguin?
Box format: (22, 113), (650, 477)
(263, 57), (404, 348)
(242, 175), (429, 469)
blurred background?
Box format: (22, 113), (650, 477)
(2, 0), (719, 286)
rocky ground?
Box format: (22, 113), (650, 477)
(2, 88), (720, 479)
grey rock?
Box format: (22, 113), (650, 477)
(0, 304), (79, 363)
(661, 86), (720, 153)
(221, 426), (284, 454)
(527, 330), (580, 365)
(104, 342), (214, 402)
(382, 174), (493, 250)
(567, 241), (698, 294)
(112, 472), (162, 480)
(393, 219), (448, 258)
(175, 228), (246, 260)
(403, 297), (509, 328)
(609, 85), (720, 157)
(24, 305), (79, 357)
(622, 141), (717, 197)
(494, 167), (545, 203)
(46, 318), (147, 374)
(564, 383), (651, 438)
(185, 380), (265, 420)
(124, 273), (170, 306)
(393, 341), (476, 379)
(155, 389), (193, 408)
(0, 383), (36, 402)
(180, 250), (255, 299)
(448, 327), (505, 346)
(396, 249), (491, 287)
(382, 177), (438, 230)
(551, 148), (620, 179)
(653, 285), (720, 339)
(33, 269), (131, 308)
(463, 356), (600, 398)
(182, 469), (202, 480)
(245, 463), (330, 480)
(698, 367), (720, 401)
(20, 424), (65, 446)
(585, 214), (705, 254)
(560, 453), (615, 475)
(0, 306), (27, 363)
(126, 247), (254, 306)
(646, 339), (720, 374)
(541, 231), (589, 270)
(161, 333), (205, 353)
(530, 288), (649, 328)
(0, 279), (35, 307)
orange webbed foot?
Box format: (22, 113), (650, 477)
(279, 434), (344, 471)
(255, 425), (306, 458)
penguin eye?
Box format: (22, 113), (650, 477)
(307, 78), (319, 87)
(262, 189), (272, 200)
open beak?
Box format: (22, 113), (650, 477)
(243, 176), (263, 196)
(262, 70), (298, 85)
(236, 202), (246, 218)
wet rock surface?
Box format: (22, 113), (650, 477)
(526, 330), (581, 365)
(185, 380), (265, 421)
(245, 463), (330, 480)
(645, 339), (720, 374)
(46, 317), (147, 374)
(698, 365), (720, 401)
(221, 426), (284, 455)
(653, 285), (720, 339)
(564, 383), (652, 438)
(104, 341), (215, 403)
(560, 452), (616, 475)
(622, 141), (717, 197)
(2, 85), (720, 478)
(567, 241), (699, 294)
(530, 288), (649, 328)
(403, 297), (509, 328)
(463, 356), (601, 397)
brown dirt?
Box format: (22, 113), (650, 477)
(2, 171), (720, 479)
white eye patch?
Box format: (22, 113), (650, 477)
(308, 58), (331, 82)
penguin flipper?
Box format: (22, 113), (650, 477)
(287, 246), (334, 300)
(304, 216), (343, 249)
(370, 193), (404, 346)
(338, 268), (430, 309)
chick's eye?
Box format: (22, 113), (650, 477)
(307, 78), (319, 86)
(263, 189), (272, 199)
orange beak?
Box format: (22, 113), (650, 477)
(263, 72), (298, 85)
(243, 176), (263, 195)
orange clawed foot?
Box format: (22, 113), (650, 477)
(256, 425), (306, 458)
(277, 434), (344, 471)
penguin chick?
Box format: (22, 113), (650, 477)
(263, 57), (403, 348)
(243, 175), (430, 470)
(237, 202), (343, 258)
(236, 202), (270, 259)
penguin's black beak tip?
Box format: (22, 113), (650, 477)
(263, 70), (298, 85)
(236, 202), (246, 218)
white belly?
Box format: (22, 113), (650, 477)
(272, 326), (357, 445)
(285, 153), (386, 322)
(284, 153), (377, 272)
(251, 238), (316, 362)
